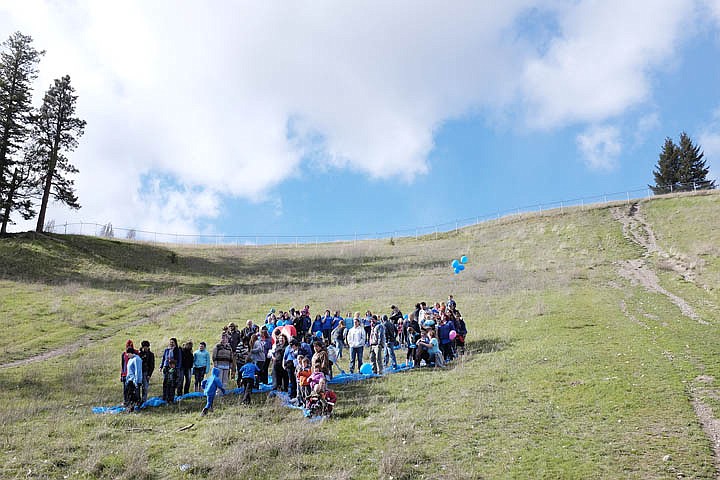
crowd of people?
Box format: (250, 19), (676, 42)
(120, 295), (467, 416)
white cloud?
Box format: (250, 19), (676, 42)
(699, 107), (720, 182)
(576, 125), (622, 171)
(522, 0), (691, 128)
(0, 1), (713, 232)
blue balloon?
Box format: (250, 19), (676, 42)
(457, 264), (465, 271)
(460, 255), (468, 264)
(454, 268), (460, 274)
(359, 363), (373, 375)
(451, 259), (460, 268)
(316, 331), (323, 338)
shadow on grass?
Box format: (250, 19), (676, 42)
(0, 233), (447, 294)
(465, 337), (512, 355)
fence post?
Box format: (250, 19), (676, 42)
(415, 228), (418, 240)
(560, 201), (563, 214)
(647, 188), (651, 198)
(693, 182), (697, 191)
(580, 199), (584, 210)
(603, 195), (607, 203)
(626, 192), (630, 204)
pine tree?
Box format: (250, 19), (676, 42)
(0, 142), (40, 234)
(677, 132), (715, 191)
(650, 133), (715, 194)
(0, 32), (44, 233)
(34, 75), (85, 233)
(650, 137), (681, 194)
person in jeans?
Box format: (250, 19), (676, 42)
(368, 315), (386, 374)
(193, 342), (210, 392)
(346, 315), (366, 374)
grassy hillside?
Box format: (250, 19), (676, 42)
(0, 191), (719, 479)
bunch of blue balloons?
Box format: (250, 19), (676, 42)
(452, 255), (468, 274)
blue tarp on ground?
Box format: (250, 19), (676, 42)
(92, 361), (421, 414)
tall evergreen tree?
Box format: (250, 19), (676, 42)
(0, 32), (44, 232)
(677, 131), (715, 190)
(34, 75), (85, 233)
(0, 143), (39, 234)
(650, 137), (681, 194)
(651, 133), (715, 194)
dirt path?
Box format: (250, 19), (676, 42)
(612, 203), (706, 324)
(614, 203), (719, 476)
(0, 295), (203, 370)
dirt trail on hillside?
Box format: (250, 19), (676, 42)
(614, 203), (720, 476)
(0, 295), (202, 370)
(612, 203), (706, 325)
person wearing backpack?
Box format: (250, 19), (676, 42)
(382, 314), (398, 370)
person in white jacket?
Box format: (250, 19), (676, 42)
(346, 314), (366, 374)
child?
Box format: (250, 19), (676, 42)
(162, 358), (178, 403)
(305, 377), (337, 417)
(296, 356), (312, 405)
(406, 326), (419, 368)
(237, 358), (260, 405)
(201, 367), (227, 416)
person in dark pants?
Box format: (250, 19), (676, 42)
(178, 341), (194, 396)
(238, 358), (260, 404)
(138, 340), (155, 403)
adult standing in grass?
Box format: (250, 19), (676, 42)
(193, 342), (210, 392)
(271, 333), (289, 392)
(258, 328), (272, 385)
(120, 339), (137, 391)
(178, 341), (194, 396)
(437, 316), (454, 362)
(311, 340), (330, 379)
(211, 334), (234, 387)
(369, 315), (386, 374)
(227, 322), (241, 379)
(159, 338), (181, 377)
(321, 309), (333, 344)
(331, 316), (346, 360)
(124, 348), (142, 412)
(346, 315), (366, 374)
(382, 314), (398, 370)
(138, 340), (155, 403)
(249, 333), (265, 388)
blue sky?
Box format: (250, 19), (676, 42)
(2, 1), (720, 241)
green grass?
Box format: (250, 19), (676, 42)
(0, 192), (719, 478)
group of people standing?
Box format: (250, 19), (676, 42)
(119, 295), (466, 416)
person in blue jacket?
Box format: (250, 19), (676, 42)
(311, 315), (323, 339)
(193, 342), (211, 392)
(321, 310), (334, 344)
(201, 367), (226, 416)
(436, 315), (455, 362)
(238, 358), (261, 404)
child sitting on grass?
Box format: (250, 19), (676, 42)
(305, 377), (337, 418)
(162, 358), (178, 404)
(201, 367), (226, 416)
